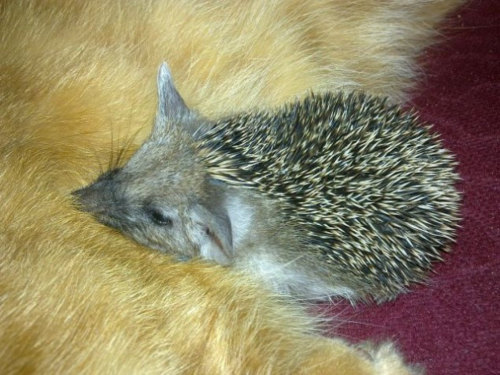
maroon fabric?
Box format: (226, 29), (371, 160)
(323, 1), (500, 374)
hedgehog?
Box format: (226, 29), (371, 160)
(73, 63), (461, 302)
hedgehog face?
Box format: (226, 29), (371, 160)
(72, 63), (234, 264)
(72, 156), (233, 265)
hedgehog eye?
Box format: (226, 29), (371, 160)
(147, 208), (173, 227)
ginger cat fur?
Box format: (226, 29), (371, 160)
(0, 0), (462, 374)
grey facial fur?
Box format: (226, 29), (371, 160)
(73, 63), (234, 264)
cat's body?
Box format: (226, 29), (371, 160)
(0, 0), (462, 373)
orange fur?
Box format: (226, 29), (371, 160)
(0, 0), (461, 373)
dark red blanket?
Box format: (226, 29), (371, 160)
(324, 1), (500, 373)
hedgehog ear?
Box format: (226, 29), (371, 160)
(186, 199), (233, 266)
(152, 62), (195, 138)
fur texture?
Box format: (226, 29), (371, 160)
(0, 0), (462, 373)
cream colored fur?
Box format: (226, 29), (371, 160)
(0, 0), (462, 373)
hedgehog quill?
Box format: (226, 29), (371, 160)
(73, 63), (460, 302)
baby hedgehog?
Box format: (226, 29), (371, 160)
(73, 63), (460, 302)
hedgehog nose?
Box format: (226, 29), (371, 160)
(71, 187), (84, 199)
(71, 186), (90, 208)
(71, 184), (102, 214)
